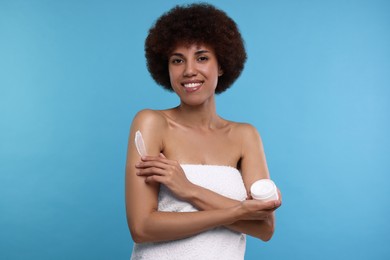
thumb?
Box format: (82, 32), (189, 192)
(159, 153), (166, 158)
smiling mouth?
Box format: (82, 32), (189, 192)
(182, 82), (203, 92)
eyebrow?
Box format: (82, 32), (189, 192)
(170, 50), (210, 57)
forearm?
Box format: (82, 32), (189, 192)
(186, 182), (241, 209)
(131, 207), (238, 243)
(227, 214), (275, 241)
(186, 184), (276, 240)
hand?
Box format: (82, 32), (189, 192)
(135, 153), (194, 200)
(237, 198), (281, 221)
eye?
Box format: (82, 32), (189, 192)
(197, 56), (209, 62)
(170, 57), (184, 64)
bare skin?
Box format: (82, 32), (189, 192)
(125, 43), (282, 243)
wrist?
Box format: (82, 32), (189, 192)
(180, 182), (198, 201)
(227, 203), (243, 224)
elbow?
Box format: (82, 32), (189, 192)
(259, 221), (275, 242)
(127, 209), (160, 243)
(130, 227), (143, 243)
(260, 231), (274, 242)
(129, 219), (157, 243)
(130, 224), (152, 243)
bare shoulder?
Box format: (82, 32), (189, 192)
(131, 109), (168, 130)
(129, 109), (170, 155)
(236, 122), (259, 134)
(228, 121), (262, 143)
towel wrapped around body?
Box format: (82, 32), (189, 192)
(131, 164), (248, 260)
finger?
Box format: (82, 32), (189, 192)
(140, 155), (161, 161)
(141, 155), (172, 165)
(277, 189), (282, 203)
(270, 199), (282, 209)
(259, 200), (281, 210)
(145, 175), (165, 184)
(159, 153), (167, 159)
(136, 167), (167, 176)
(136, 160), (169, 169)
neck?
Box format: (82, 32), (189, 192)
(174, 97), (221, 129)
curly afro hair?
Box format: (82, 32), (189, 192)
(145, 3), (247, 94)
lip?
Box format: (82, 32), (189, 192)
(181, 80), (203, 93)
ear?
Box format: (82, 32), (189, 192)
(218, 66), (223, 76)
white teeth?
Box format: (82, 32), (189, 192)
(183, 82), (202, 88)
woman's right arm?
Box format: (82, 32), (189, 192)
(126, 110), (246, 243)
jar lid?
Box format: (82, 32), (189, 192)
(250, 179), (277, 200)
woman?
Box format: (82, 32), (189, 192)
(125, 3), (281, 259)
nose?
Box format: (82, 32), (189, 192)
(183, 60), (197, 77)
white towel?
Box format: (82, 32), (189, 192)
(131, 164), (247, 260)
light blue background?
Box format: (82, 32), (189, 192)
(1, 0), (389, 259)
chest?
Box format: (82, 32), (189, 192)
(162, 128), (242, 167)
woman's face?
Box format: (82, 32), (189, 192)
(168, 43), (222, 106)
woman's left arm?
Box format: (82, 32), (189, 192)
(230, 123), (281, 240)
(190, 123), (281, 241)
